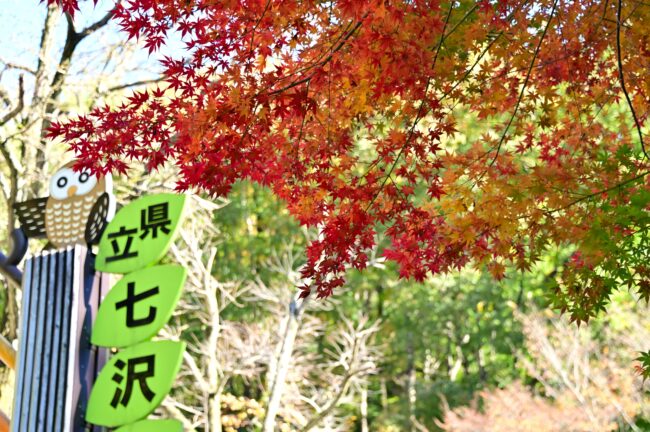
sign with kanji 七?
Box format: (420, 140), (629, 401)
(92, 265), (186, 348)
(85, 341), (185, 427)
(95, 194), (186, 274)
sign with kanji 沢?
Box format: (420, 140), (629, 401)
(91, 265), (186, 348)
(114, 419), (183, 432)
(85, 340), (185, 427)
(95, 194), (186, 274)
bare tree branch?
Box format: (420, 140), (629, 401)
(161, 397), (199, 431)
(616, 0), (649, 159)
(79, 8), (115, 38)
(0, 59), (35, 75)
(106, 77), (165, 93)
(0, 76), (24, 127)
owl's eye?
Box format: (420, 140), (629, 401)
(50, 167), (76, 200)
(74, 170), (98, 196)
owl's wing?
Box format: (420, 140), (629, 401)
(13, 198), (48, 238)
(85, 192), (115, 245)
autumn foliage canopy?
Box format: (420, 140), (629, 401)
(46, 0), (650, 319)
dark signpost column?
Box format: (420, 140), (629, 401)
(10, 161), (115, 432)
(12, 247), (108, 432)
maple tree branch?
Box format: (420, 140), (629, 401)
(435, 1), (637, 200)
(364, 3), (463, 211)
(296, 79), (312, 148)
(602, 0), (612, 23)
(437, 3), (478, 50)
(488, 0), (559, 167)
(450, 0), (644, 188)
(366, 0), (536, 198)
(438, 0), (531, 98)
(268, 24), (364, 96)
(388, 174), (407, 201)
(447, 3), (636, 111)
(247, 0), (272, 57)
(546, 170), (650, 214)
(616, 0), (649, 160)
(432, 1), (456, 72)
(326, 1), (334, 145)
(440, 31), (503, 103)
(260, 19), (357, 94)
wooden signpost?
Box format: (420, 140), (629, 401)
(5, 162), (188, 431)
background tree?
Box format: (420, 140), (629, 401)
(164, 210), (382, 431)
(441, 293), (650, 431)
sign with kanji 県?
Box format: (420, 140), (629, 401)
(114, 419), (183, 432)
(95, 194), (187, 274)
(86, 340), (185, 427)
(91, 265), (186, 348)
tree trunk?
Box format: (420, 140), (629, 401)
(262, 297), (304, 432)
(360, 385), (369, 432)
(205, 249), (222, 432)
(209, 388), (223, 432)
(406, 335), (416, 432)
(380, 377), (388, 410)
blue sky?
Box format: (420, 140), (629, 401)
(0, 1), (124, 68)
(0, 0), (185, 102)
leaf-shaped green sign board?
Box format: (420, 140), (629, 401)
(86, 340), (186, 428)
(96, 194), (187, 274)
(114, 419), (183, 432)
(92, 265), (186, 348)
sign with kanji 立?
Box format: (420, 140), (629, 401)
(85, 341), (185, 427)
(95, 194), (186, 274)
(92, 265), (186, 348)
(86, 193), (188, 429)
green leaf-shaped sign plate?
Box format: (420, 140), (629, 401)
(96, 193), (187, 273)
(92, 265), (186, 348)
(86, 340), (186, 428)
(115, 419), (183, 432)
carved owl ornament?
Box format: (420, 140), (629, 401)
(14, 161), (115, 249)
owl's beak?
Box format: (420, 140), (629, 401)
(67, 186), (78, 197)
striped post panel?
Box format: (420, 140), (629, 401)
(12, 246), (108, 432)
